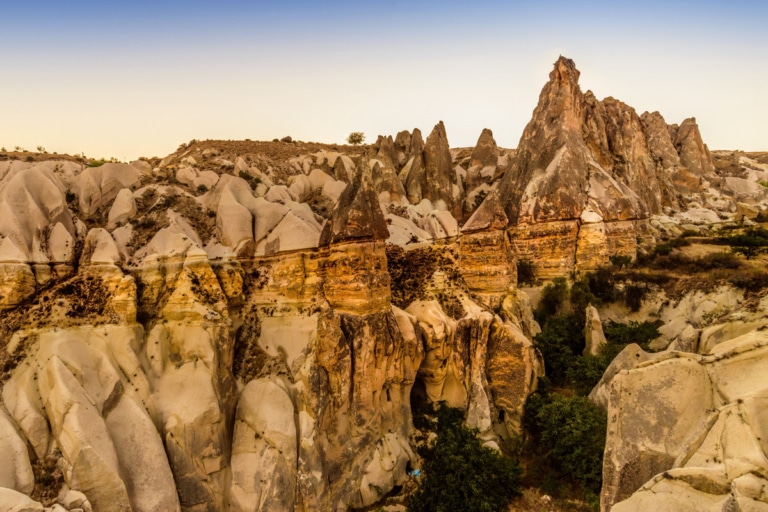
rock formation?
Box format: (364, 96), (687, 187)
(0, 56), (766, 512)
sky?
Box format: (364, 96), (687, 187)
(1, 0), (766, 161)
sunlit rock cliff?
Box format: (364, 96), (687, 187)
(0, 57), (767, 511)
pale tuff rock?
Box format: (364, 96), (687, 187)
(485, 316), (543, 437)
(359, 433), (414, 505)
(323, 241), (391, 315)
(72, 163), (141, 218)
(406, 299), (542, 439)
(458, 229), (516, 306)
(106, 189), (136, 230)
(229, 378), (297, 512)
(0, 404), (35, 494)
(142, 254), (235, 510)
(0, 166), (74, 261)
(600, 329), (768, 512)
(469, 128), (499, 174)
(81, 228), (122, 266)
(583, 304), (607, 356)
(385, 213), (432, 246)
(0, 487), (45, 512)
(407, 300), (465, 407)
(4, 325), (180, 512)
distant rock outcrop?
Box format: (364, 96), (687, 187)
(403, 122), (459, 214)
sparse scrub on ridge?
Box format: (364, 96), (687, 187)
(346, 131), (365, 145)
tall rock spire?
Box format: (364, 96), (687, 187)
(319, 158), (389, 246)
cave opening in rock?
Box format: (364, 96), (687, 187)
(498, 409), (506, 422)
(410, 378), (429, 415)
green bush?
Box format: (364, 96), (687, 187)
(566, 320), (661, 394)
(602, 320), (660, 357)
(238, 170), (261, 189)
(729, 270), (768, 292)
(535, 395), (606, 495)
(533, 313), (584, 386)
(609, 254), (632, 269)
(410, 405), (522, 512)
(653, 235), (690, 256)
(624, 283), (647, 312)
(535, 277), (569, 322)
(346, 131), (365, 145)
(587, 267), (618, 303)
(722, 227), (768, 260)
(569, 277), (601, 316)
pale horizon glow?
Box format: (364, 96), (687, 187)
(2, 1), (766, 161)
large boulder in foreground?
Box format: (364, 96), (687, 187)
(601, 329), (768, 512)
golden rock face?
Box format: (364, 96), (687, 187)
(322, 241), (391, 315)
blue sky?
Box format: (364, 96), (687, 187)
(1, 1), (766, 160)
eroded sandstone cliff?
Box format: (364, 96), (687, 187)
(1, 57), (766, 512)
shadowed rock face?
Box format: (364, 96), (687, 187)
(498, 56), (592, 225)
(470, 128), (498, 171)
(319, 161), (389, 246)
(673, 117), (714, 176)
(403, 121), (458, 212)
(494, 57), (715, 229)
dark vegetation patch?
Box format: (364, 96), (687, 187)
(386, 241), (428, 304)
(304, 188), (336, 220)
(522, 277), (661, 510)
(386, 244), (467, 310)
(59, 275), (111, 318)
(30, 449), (65, 506)
(238, 170), (261, 189)
(173, 195), (217, 243)
(127, 188), (216, 254)
(719, 226), (768, 260)
(409, 403), (522, 512)
(436, 292), (466, 320)
(1, 275), (114, 378)
(188, 270), (226, 307)
(522, 388), (605, 509)
(517, 258), (536, 286)
(232, 304), (267, 382)
(128, 189), (171, 252)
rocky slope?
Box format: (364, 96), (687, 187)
(0, 57), (767, 511)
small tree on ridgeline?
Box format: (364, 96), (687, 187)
(347, 131), (365, 145)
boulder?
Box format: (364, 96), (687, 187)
(106, 188), (136, 230)
(0, 405), (35, 494)
(0, 488), (44, 512)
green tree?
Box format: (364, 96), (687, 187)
(726, 227), (768, 260)
(410, 405), (521, 512)
(535, 394), (606, 495)
(535, 277), (569, 322)
(532, 313), (584, 386)
(347, 131), (365, 145)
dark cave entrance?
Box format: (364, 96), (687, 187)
(409, 378), (429, 416)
